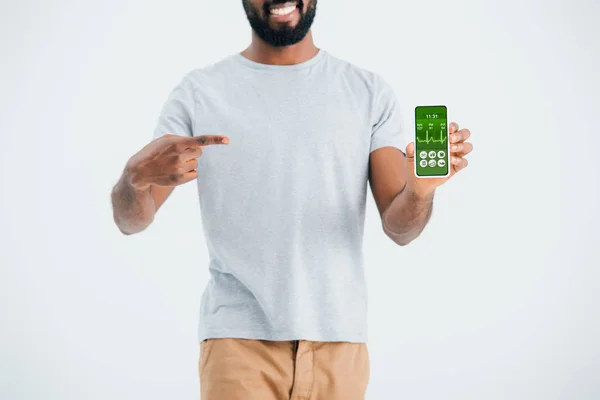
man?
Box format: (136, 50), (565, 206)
(111, 0), (473, 398)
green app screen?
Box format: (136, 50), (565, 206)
(415, 106), (449, 177)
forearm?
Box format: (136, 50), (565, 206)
(111, 168), (156, 235)
(382, 184), (434, 246)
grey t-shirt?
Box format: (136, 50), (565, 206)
(153, 49), (406, 343)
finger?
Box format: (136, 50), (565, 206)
(159, 169), (199, 187)
(183, 157), (199, 172)
(450, 128), (471, 144)
(449, 122), (459, 134)
(193, 135), (230, 147)
(405, 142), (415, 158)
(178, 170), (199, 185)
(450, 141), (473, 156)
(180, 147), (203, 162)
(450, 155), (469, 171)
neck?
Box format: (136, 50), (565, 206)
(241, 31), (319, 65)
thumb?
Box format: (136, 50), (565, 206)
(405, 142), (415, 159)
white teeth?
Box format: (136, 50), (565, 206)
(270, 5), (296, 16)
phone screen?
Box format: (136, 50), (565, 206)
(415, 105), (449, 177)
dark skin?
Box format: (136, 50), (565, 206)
(111, 134), (229, 235)
(241, 0), (319, 65)
(370, 123), (472, 245)
(111, 0), (474, 241)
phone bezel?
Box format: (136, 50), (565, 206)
(414, 105), (451, 179)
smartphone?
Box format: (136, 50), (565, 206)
(414, 105), (450, 178)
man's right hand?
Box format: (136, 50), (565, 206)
(125, 134), (230, 190)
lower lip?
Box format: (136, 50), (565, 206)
(268, 6), (299, 22)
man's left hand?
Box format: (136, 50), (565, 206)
(405, 122), (473, 197)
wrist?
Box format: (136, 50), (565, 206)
(124, 161), (150, 192)
(406, 180), (435, 201)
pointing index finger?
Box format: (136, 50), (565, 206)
(192, 135), (230, 147)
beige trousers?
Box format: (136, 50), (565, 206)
(198, 338), (370, 400)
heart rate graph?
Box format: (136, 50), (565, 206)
(416, 124), (447, 145)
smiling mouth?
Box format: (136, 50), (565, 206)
(268, 1), (299, 16)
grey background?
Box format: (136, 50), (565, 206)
(1, 0), (598, 399)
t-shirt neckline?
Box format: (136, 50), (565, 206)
(232, 49), (326, 71)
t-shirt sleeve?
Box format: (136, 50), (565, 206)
(152, 76), (196, 140)
(369, 77), (406, 154)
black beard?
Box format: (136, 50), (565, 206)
(242, 0), (317, 47)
